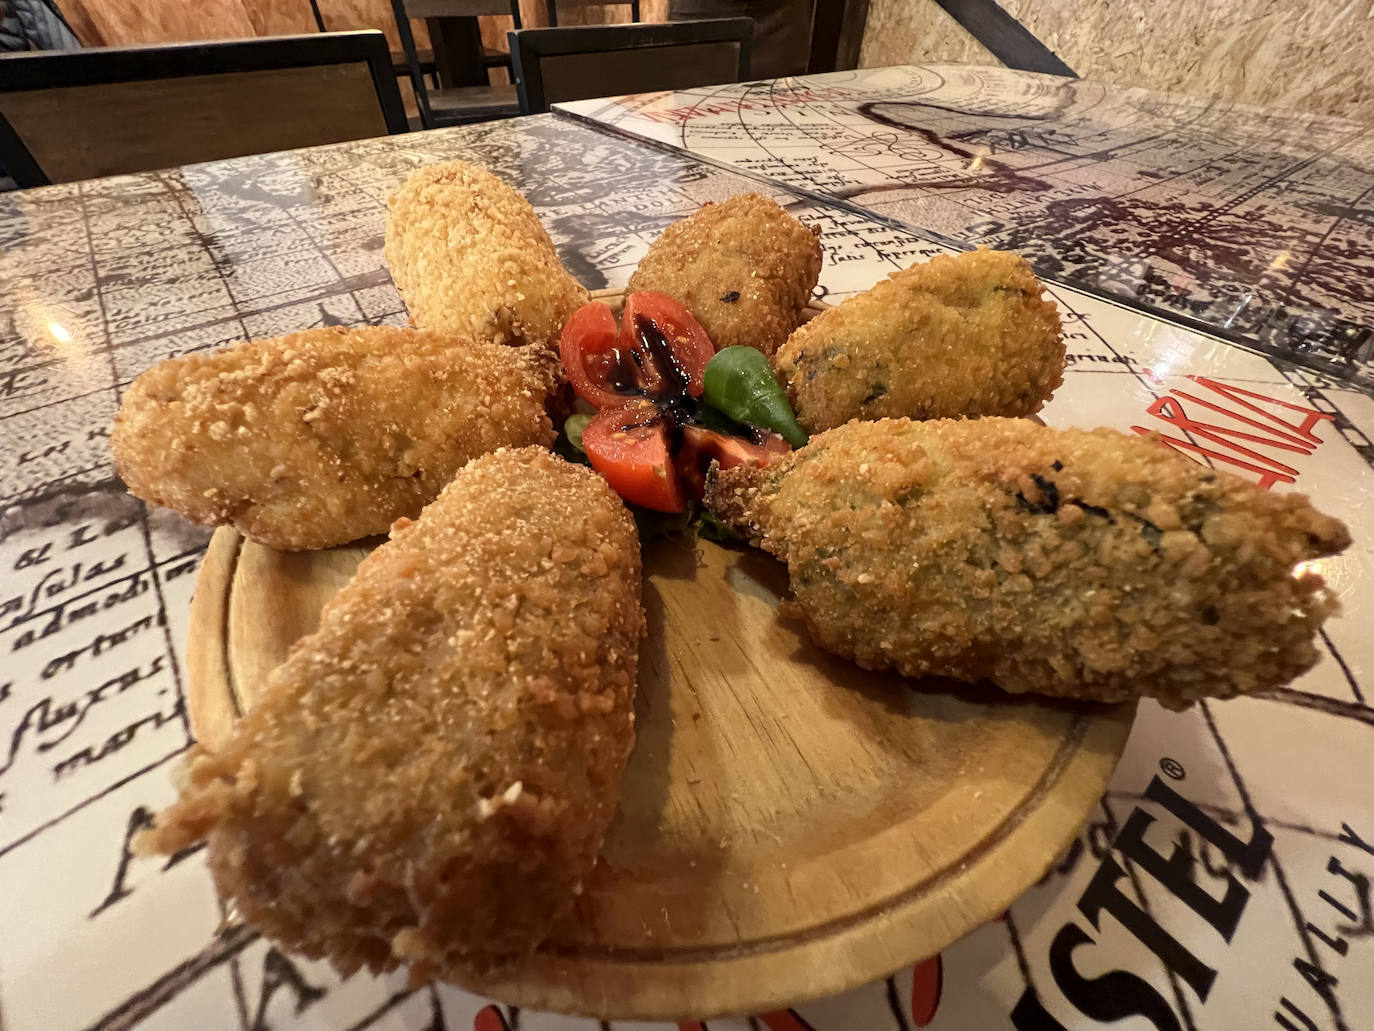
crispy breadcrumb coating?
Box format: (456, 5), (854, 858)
(137, 448), (644, 978)
(706, 418), (1349, 709)
(774, 249), (1065, 433)
(385, 160), (588, 347)
(111, 326), (557, 550)
(628, 194), (822, 357)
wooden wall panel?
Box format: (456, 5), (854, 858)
(60, 0), (668, 111)
(62, 0), (667, 55)
(62, 0), (261, 47)
(244, 0), (321, 37)
(317, 0), (424, 51)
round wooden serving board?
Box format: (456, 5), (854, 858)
(188, 525), (1134, 1020)
(185, 286), (1132, 1018)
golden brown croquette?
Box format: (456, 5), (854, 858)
(111, 326), (558, 550)
(628, 194), (822, 356)
(385, 160), (588, 347)
(137, 448), (644, 978)
(706, 418), (1349, 709)
(774, 249), (1065, 433)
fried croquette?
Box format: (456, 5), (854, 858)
(385, 160), (588, 347)
(137, 447), (644, 977)
(628, 193), (822, 357)
(112, 326), (558, 550)
(774, 249), (1065, 433)
(706, 418), (1350, 709)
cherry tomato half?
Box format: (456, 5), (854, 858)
(677, 424), (791, 500)
(559, 293), (715, 409)
(559, 301), (622, 409)
(619, 292), (715, 396)
(582, 399), (685, 513)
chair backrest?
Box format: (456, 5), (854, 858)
(400, 0), (519, 17)
(509, 18), (752, 114)
(0, 31), (406, 188)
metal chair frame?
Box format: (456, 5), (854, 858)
(0, 31), (406, 188)
(510, 17), (751, 115)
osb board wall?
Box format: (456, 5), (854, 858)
(64, 0), (667, 55)
(860, 0), (1374, 124)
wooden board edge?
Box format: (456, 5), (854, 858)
(185, 526), (245, 752)
(453, 703), (1136, 1020)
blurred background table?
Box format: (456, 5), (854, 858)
(1, 94), (1372, 1031)
(560, 65), (1374, 387)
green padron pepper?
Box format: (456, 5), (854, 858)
(702, 347), (807, 448)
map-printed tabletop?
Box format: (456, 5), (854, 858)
(557, 65), (1374, 389)
(1, 112), (1371, 1031)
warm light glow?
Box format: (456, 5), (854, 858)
(1292, 557), (1351, 599)
(1269, 250), (1291, 271)
(48, 320), (73, 345)
(967, 155), (984, 171)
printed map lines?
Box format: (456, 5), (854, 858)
(147, 172), (253, 356)
(1197, 702), (1350, 1031)
(567, 109), (1374, 389)
(569, 68), (1374, 384)
(0, 745), (186, 861)
(1273, 182), (1374, 317)
(1257, 689), (1374, 729)
(1317, 628), (1366, 705)
(1, 111), (1369, 1031)
(89, 924), (259, 1031)
(84, 176), (192, 757)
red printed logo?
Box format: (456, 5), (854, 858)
(1134, 374), (1335, 489)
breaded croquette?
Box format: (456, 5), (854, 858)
(628, 194), (822, 357)
(112, 326), (557, 550)
(385, 160), (588, 347)
(706, 418), (1349, 709)
(774, 249), (1065, 433)
(137, 448), (644, 977)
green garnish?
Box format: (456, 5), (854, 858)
(702, 346), (808, 448)
(563, 413), (592, 452)
(696, 508), (743, 543)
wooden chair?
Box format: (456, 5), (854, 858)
(509, 18), (752, 115)
(0, 32), (406, 189)
(390, 0), (522, 128)
(545, 0), (642, 27)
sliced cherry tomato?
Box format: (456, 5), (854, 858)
(559, 301), (622, 409)
(582, 399), (685, 513)
(559, 293), (715, 410)
(676, 424), (791, 500)
(619, 292), (715, 398)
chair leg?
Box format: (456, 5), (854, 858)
(545, 0), (557, 27)
(390, 0), (434, 128)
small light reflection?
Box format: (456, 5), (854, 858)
(36, 316), (85, 359)
(1269, 250), (1291, 271)
(967, 155), (984, 172)
(1293, 557), (1351, 599)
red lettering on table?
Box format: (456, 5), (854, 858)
(1133, 374), (1335, 489)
